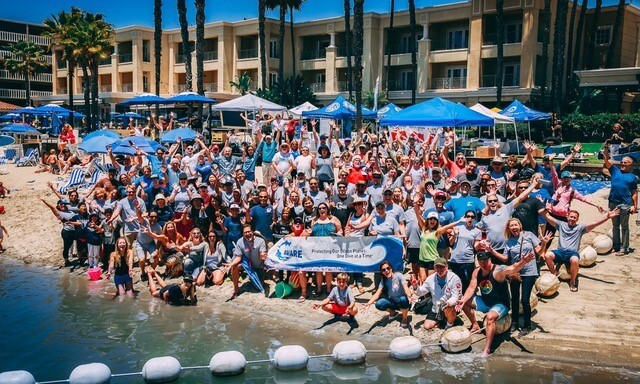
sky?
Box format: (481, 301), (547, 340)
(2, 0), (624, 29)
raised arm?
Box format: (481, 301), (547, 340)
(559, 142), (581, 170)
(586, 208), (619, 233)
(495, 252), (536, 281)
(603, 143), (613, 169)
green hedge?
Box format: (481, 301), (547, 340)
(560, 112), (640, 142)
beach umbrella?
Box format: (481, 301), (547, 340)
(116, 112), (145, 119)
(160, 127), (197, 143)
(33, 104), (76, 116)
(0, 135), (15, 146)
(118, 93), (167, 106)
(0, 123), (40, 135)
(0, 113), (20, 121)
(78, 135), (118, 154)
(83, 129), (121, 141)
(12, 106), (39, 114)
(146, 138), (167, 152)
(164, 92), (216, 104)
(111, 136), (154, 155)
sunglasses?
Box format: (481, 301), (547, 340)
(487, 199), (498, 203)
(381, 267), (391, 272)
(465, 215), (475, 218)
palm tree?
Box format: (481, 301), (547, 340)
(564, 0), (578, 98)
(195, 0), (205, 95)
(288, 0), (305, 105)
(1, 41), (48, 106)
(230, 72), (252, 95)
(154, 0), (162, 96)
(177, 0), (192, 91)
(551, 0), (568, 112)
(43, 9), (80, 111)
(385, 0), (395, 95)
(606, 0), (626, 68)
(572, 0), (588, 71)
(344, 0), (353, 99)
(265, 0), (284, 101)
(495, 0), (504, 107)
(539, 0), (552, 108)
(258, 0), (267, 90)
(408, 0), (417, 104)
(587, 0), (603, 69)
(353, 0), (364, 129)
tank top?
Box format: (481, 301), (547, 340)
(477, 266), (510, 308)
(311, 221), (337, 236)
(348, 213), (365, 237)
(113, 254), (129, 276)
(419, 230), (439, 263)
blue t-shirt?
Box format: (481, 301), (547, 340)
(257, 141), (278, 162)
(608, 165), (637, 205)
(194, 162), (213, 182)
(530, 189), (552, 224)
(223, 216), (243, 250)
(536, 163), (561, 195)
(249, 204), (274, 241)
(444, 196), (485, 220)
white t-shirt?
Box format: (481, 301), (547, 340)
(294, 155), (313, 178)
(272, 152), (294, 175)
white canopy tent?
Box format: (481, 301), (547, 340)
(288, 101), (318, 118)
(210, 94), (287, 112)
(469, 103), (519, 154)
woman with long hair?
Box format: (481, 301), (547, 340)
(345, 197), (370, 294)
(106, 238), (134, 296)
(315, 145), (335, 191)
(362, 261), (413, 328)
(196, 230), (228, 287)
(307, 202), (343, 297)
(182, 228), (208, 279)
(414, 206), (463, 283)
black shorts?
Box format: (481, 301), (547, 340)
(418, 260), (434, 270)
(407, 248), (420, 264)
(425, 310), (441, 322)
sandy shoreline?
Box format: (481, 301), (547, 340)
(2, 164), (640, 369)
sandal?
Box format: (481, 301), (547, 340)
(297, 294), (306, 303)
(400, 322), (408, 329)
(570, 285), (578, 292)
(615, 251), (626, 256)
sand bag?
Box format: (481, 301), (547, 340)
(440, 326), (472, 353)
(518, 293), (539, 313)
(389, 336), (423, 360)
(535, 273), (560, 297)
(557, 265), (571, 281)
(579, 246), (598, 267)
(591, 235), (613, 255)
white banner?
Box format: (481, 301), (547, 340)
(265, 236), (404, 273)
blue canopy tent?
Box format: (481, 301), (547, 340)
(33, 104), (85, 135)
(160, 127), (197, 143)
(376, 103), (403, 120)
(119, 93), (167, 106)
(162, 92), (216, 129)
(379, 97), (494, 127)
(302, 96), (377, 137)
(499, 99), (552, 140)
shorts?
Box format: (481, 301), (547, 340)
(552, 249), (580, 265)
(418, 260), (434, 270)
(135, 241), (157, 261)
(113, 273), (132, 286)
(425, 310), (441, 322)
(473, 296), (508, 319)
(407, 248), (420, 264)
(331, 303), (349, 315)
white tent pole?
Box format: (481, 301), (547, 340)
(528, 122), (532, 141)
(514, 122), (519, 155)
(493, 122), (496, 142)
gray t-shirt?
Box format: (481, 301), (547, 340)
(450, 224), (481, 264)
(379, 272), (407, 299)
(369, 215), (399, 236)
(404, 209), (422, 248)
(504, 231), (540, 276)
(557, 221), (587, 252)
(234, 236), (267, 269)
(328, 286), (355, 307)
(366, 184), (384, 206)
(477, 202), (514, 250)
(117, 197), (147, 234)
(137, 218), (162, 246)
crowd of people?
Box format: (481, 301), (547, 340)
(38, 115), (636, 356)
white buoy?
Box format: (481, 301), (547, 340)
(440, 326), (472, 353)
(141, 356), (181, 384)
(557, 265), (571, 281)
(388, 336), (423, 360)
(592, 234), (613, 255)
(494, 315), (512, 334)
(536, 273), (560, 297)
(0, 371), (35, 384)
(579, 246), (598, 267)
(272, 345), (309, 371)
(69, 363), (111, 384)
(209, 351), (246, 377)
(518, 294), (539, 314)
(332, 340), (367, 365)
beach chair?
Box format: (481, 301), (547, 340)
(58, 168), (86, 194)
(16, 148), (39, 167)
(0, 148), (17, 164)
(77, 169), (102, 191)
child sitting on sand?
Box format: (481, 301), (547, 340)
(0, 218), (8, 253)
(0, 181), (8, 198)
(313, 273), (358, 321)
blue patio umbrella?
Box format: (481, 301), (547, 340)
(0, 113), (20, 121)
(78, 135), (118, 154)
(33, 104), (76, 116)
(164, 92), (216, 104)
(0, 123), (41, 135)
(160, 127), (197, 143)
(146, 138), (167, 152)
(83, 129), (121, 141)
(116, 112), (145, 119)
(118, 93), (167, 106)
(12, 106), (39, 115)
(111, 136), (154, 155)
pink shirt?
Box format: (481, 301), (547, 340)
(550, 185), (589, 217)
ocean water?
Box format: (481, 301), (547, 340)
(0, 259), (638, 383)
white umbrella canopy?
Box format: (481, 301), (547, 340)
(469, 102), (519, 153)
(288, 101), (318, 118)
(210, 94), (286, 112)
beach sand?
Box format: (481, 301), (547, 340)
(2, 164), (640, 368)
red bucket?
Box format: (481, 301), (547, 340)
(87, 268), (101, 281)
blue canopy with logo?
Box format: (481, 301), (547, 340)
(302, 96), (377, 120)
(379, 97), (494, 127)
(376, 103), (403, 120)
(499, 99), (552, 122)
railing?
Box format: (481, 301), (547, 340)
(0, 50), (52, 64)
(483, 33), (522, 45)
(99, 57), (112, 66)
(58, 87), (68, 94)
(100, 84), (112, 92)
(178, 84), (188, 92)
(119, 53), (133, 63)
(430, 39), (469, 51)
(388, 80), (413, 91)
(0, 69), (52, 82)
(301, 49), (326, 60)
(337, 81), (350, 92)
(336, 47), (348, 57)
(121, 83), (133, 92)
(385, 46), (414, 55)
(482, 74), (519, 87)
(0, 31), (50, 46)
(176, 54), (188, 64)
(432, 77), (467, 89)
(310, 82), (326, 93)
(204, 51), (218, 61)
(0, 88), (52, 99)
(203, 82), (217, 92)
(238, 48), (258, 59)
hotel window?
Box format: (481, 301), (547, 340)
(503, 22), (522, 44)
(142, 40), (150, 62)
(269, 73), (278, 87)
(595, 26), (612, 46)
(269, 39), (278, 58)
(504, 64), (520, 87)
(446, 29), (469, 49)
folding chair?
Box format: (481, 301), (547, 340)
(0, 148), (17, 164)
(16, 148), (39, 167)
(58, 168), (86, 194)
(77, 169), (102, 191)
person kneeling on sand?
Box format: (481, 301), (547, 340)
(313, 273), (358, 323)
(541, 205), (619, 292)
(455, 251), (535, 356)
(227, 224), (268, 298)
(410, 258), (462, 330)
(147, 268), (197, 306)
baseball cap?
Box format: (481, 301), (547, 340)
(150, 173), (159, 179)
(57, 199), (69, 205)
(211, 144), (220, 150)
(293, 217), (303, 224)
(183, 275), (194, 283)
(492, 156), (504, 163)
(229, 203), (240, 210)
(375, 201), (386, 208)
(477, 251), (491, 261)
(319, 133), (328, 139)
(432, 167), (442, 173)
(178, 172), (188, 179)
(459, 180), (471, 187)
(383, 188), (393, 194)
(265, 134), (272, 139)
(427, 211), (439, 219)
(560, 171), (572, 178)
(434, 257), (447, 267)
(435, 191), (447, 199)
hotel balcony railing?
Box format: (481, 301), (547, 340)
(483, 33), (522, 45)
(58, 87), (68, 94)
(388, 80), (413, 91)
(301, 49), (326, 60)
(99, 57), (112, 66)
(384, 46), (415, 55)
(0, 31), (50, 46)
(0, 88), (52, 99)
(430, 39), (469, 51)
(100, 84), (112, 92)
(337, 81), (350, 92)
(176, 54), (188, 64)
(203, 82), (217, 92)
(203, 51), (218, 61)
(482, 74), (519, 87)
(0, 69), (52, 82)
(432, 77), (467, 89)
(121, 83), (133, 92)
(57, 61), (67, 69)
(0, 50), (52, 64)
(119, 53), (133, 63)
(310, 82), (326, 93)
(238, 48), (258, 59)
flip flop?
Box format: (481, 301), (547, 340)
(400, 322), (408, 329)
(570, 285), (578, 292)
(297, 295), (306, 303)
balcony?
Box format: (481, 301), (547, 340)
(301, 49), (326, 61)
(310, 82), (326, 93)
(0, 31), (50, 46)
(432, 77), (467, 90)
(483, 33), (521, 46)
(430, 39), (469, 51)
(388, 80), (413, 91)
(99, 57), (112, 66)
(0, 88), (52, 99)
(482, 74), (519, 88)
(0, 69), (52, 83)
(58, 87), (68, 94)
(385, 46), (414, 55)
(238, 48), (258, 59)
(57, 61), (67, 69)
(203, 82), (217, 92)
(204, 51), (218, 61)
(176, 54), (188, 64)
(0, 50), (52, 65)
(119, 53), (133, 63)
(121, 83), (133, 92)
(100, 84), (112, 92)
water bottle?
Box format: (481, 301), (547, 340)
(435, 299), (445, 321)
(538, 179), (552, 186)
